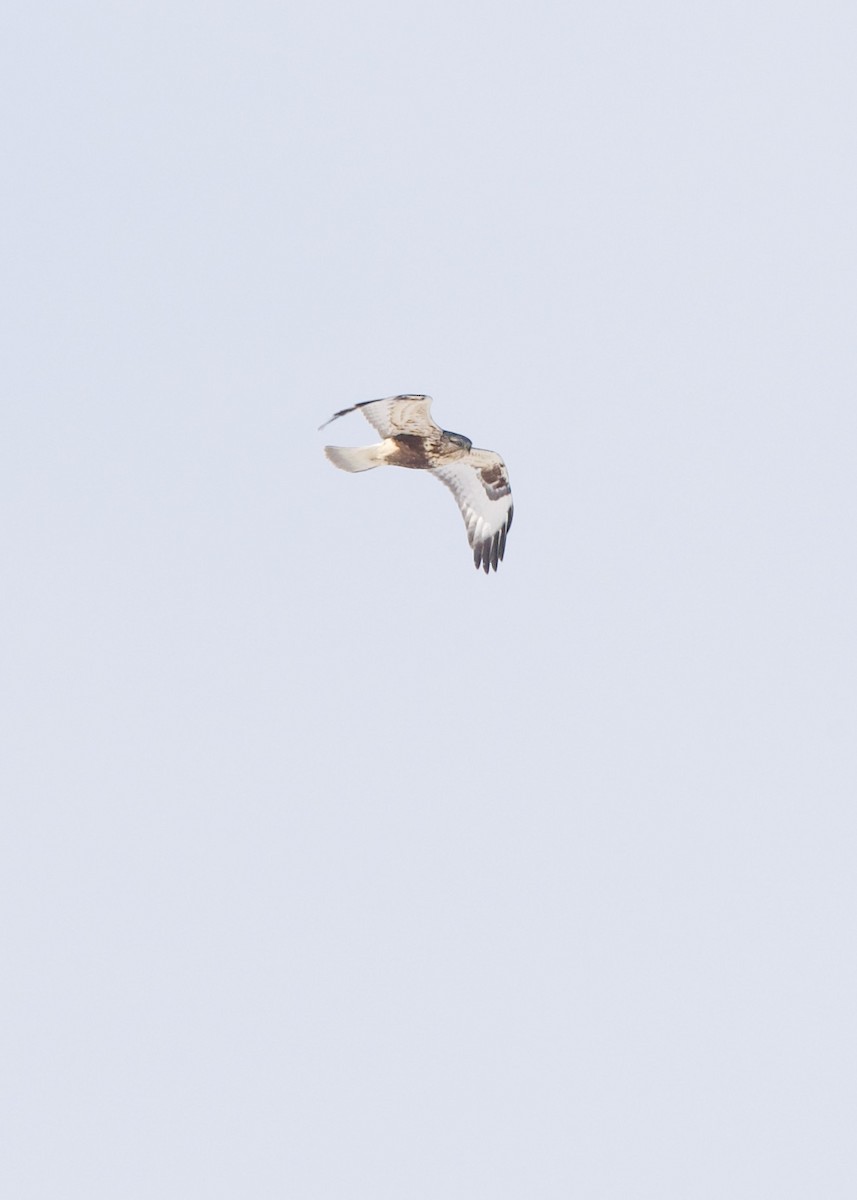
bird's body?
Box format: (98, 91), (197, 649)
(320, 395), (513, 573)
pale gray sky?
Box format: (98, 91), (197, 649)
(3, 1), (856, 1196)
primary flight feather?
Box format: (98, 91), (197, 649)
(320, 394), (513, 573)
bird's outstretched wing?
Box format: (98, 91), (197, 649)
(318, 394), (441, 438)
(431, 450), (514, 573)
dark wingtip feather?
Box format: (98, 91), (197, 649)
(318, 399), (384, 431)
(318, 405), (350, 431)
(473, 539), (491, 573)
(472, 521), (512, 573)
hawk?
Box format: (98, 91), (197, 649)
(320, 395), (513, 572)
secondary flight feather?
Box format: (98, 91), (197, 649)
(319, 395), (513, 573)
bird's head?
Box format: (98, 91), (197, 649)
(444, 431), (473, 452)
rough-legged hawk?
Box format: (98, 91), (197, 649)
(320, 395), (513, 573)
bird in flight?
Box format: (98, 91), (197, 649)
(320, 395), (513, 572)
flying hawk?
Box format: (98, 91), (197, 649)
(320, 395), (513, 572)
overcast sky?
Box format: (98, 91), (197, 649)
(3, 1), (856, 1196)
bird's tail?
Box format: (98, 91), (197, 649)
(324, 443), (387, 472)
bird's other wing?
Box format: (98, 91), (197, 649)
(318, 395), (440, 438)
(431, 449), (514, 573)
